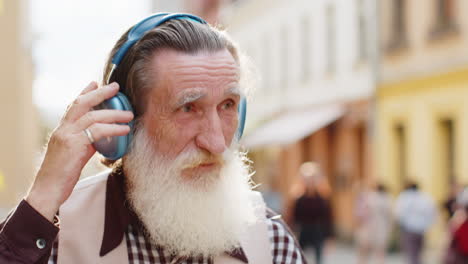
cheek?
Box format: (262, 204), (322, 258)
(157, 116), (200, 154)
(141, 114), (184, 150)
(142, 117), (159, 140)
(222, 111), (239, 139)
(142, 103), (166, 139)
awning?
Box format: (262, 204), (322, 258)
(241, 104), (345, 150)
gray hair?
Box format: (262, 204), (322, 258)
(102, 19), (252, 117)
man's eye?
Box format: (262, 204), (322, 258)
(221, 100), (235, 110)
(181, 104), (194, 113)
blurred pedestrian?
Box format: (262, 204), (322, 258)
(444, 187), (468, 264)
(395, 182), (436, 264)
(444, 183), (462, 220)
(354, 183), (393, 264)
(292, 162), (333, 264)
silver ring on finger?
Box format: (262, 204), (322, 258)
(84, 128), (95, 144)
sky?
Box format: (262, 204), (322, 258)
(30, 0), (152, 127)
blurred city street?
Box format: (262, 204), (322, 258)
(304, 243), (440, 264)
(2, 0), (468, 263)
(306, 244), (402, 264)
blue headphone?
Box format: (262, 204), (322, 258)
(93, 13), (247, 160)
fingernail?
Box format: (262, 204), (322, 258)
(108, 82), (119, 89)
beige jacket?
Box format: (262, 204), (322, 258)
(56, 171), (272, 263)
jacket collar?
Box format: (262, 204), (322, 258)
(98, 166), (248, 263)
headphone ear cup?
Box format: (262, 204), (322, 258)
(93, 92), (134, 160)
(236, 97), (247, 141)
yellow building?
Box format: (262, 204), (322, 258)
(377, 0), (468, 248)
(378, 69), (468, 200)
(0, 0), (38, 215)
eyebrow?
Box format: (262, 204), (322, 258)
(174, 87), (241, 108)
(225, 86), (241, 97)
(175, 89), (206, 108)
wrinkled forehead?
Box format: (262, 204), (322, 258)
(151, 48), (240, 95)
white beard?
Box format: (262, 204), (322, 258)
(123, 128), (258, 258)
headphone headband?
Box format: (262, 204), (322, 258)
(112, 13), (207, 66)
(106, 13), (207, 84)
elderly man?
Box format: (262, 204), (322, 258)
(0, 13), (306, 263)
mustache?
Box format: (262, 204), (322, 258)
(179, 149), (225, 170)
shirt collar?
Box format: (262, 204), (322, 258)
(99, 165), (248, 263)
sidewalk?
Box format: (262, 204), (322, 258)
(304, 243), (442, 264)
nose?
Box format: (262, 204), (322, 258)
(195, 110), (227, 155)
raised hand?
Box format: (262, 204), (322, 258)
(25, 81), (134, 222)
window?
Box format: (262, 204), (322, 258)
(261, 34), (271, 95)
(393, 0), (406, 40)
(440, 119), (455, 186)
(280, 26), (289, 93)
(437, 0), (455, 26)
(387, 0), (407, 52)
(301, 16), (311, 83)
(357, 0), (367, 61)
(395, 124), (407, 189)
(429, 0), (458, 39)
(326, 5), (335, 74)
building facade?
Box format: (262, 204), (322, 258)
(377, 0), (468, 248)
(0, 0), (38, 215)
(222, 0), (377, 237)
(377, 0), (468, 204)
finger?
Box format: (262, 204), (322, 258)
(79, 81), (99, 95)
(65, 82), (120, 122)
(83, 123), (131, 145)
(63, 81), (99, 119)
(74, 109), (134, 132)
